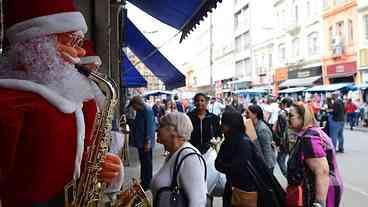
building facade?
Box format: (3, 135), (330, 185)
(273, 0), (324, 94)
(358, 0), (368, 84)
(180, 0), (235, 95)
(233, 0), (252, 90)
(322, 0), (359, 84)
(252, 39), (274, 90)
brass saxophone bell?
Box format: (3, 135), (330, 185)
(113, 179), (152, 207)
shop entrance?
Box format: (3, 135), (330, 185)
(329, 76), (355, 84)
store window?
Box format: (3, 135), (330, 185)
(292, 38), (300, 58)
(323, 0), (330, 9)
(329, 26), (334, 47)
(364, 15), (368, 40)
(348, 19), (353, 43)
(235, 60), (244, 78)
(234, 11), (241, 30)
(336, 21), (345, 42)
(278, 43), (286, 62)
(307, 1), (311, 17)
(235, 32), (250, 53)
(243, 32), (250, 50)
(235, 35), (242, 52)
(294, 5), (299, 25)
(308, 32), (319, 55)
(234, 5), (250, 31)
(244, 58), (252, 77)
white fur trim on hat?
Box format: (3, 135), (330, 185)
(6, 12), (88, 44)
(80, 56), (102, 67)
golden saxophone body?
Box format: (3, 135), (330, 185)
(64, 66), (151, 207)
(64, 66), (118, 207)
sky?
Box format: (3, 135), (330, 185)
(126, 3), (190, 71)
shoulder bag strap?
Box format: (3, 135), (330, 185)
(171, 149), (207, 188)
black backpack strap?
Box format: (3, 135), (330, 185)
(171, 147), (207, 188)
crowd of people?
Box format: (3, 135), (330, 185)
(123, 91), (347, 207)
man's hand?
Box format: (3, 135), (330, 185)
(144, 139), (150, 152)
(100, 153), (122, 184)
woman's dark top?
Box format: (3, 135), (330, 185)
(215, 133), (258, 191)
(187, 109), (221, 154)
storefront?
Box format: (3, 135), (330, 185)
(279, 66), (323, 88)
(326, 62), (357, 84)
(288, 66), (322, 80)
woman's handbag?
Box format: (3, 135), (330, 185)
(286, 185), (304, 207)
(245, 160), (283, 207)
(154, 147), (207, 207)
(231, 187), (257, 207)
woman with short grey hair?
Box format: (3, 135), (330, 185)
(151, 112), (207, 207)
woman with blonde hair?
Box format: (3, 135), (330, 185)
(286, 103), (343, 207)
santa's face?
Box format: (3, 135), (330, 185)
(2, 34), (102, 105)
(56, 32), (86, 64)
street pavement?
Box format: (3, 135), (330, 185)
(123, 127), (368, 206)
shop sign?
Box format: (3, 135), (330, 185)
(275, 67), (288, 81)
(326, 62), (357, 77)
(288, 66), (322, 79)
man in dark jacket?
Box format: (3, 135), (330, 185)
(187, 93), (222, 154)
(231, 95), (245, 114)
(328, 92), (345, 153)
(273, 98), (293, 177)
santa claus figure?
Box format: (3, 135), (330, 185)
(0, 0), (123, 206)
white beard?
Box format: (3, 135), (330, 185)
(0, 35), (104, 106)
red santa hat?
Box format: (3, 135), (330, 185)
(79, 40), (102, 67)
(5, 0), (88, 44)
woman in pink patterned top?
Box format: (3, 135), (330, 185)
(287, 103), (343, 207)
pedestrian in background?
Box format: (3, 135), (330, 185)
(328, 92), (345, 153)
(287, 103), (343, 207)
(231, 95), (245, 114)
(187, 93), (222, 154)
(174, 95), (185, 112)
(345, 98), (357, 130)
(246, 104), (276, 172)
(131, 96), (156, 190)
(215, 112), (259, 207)
(273, 97), (293, 177)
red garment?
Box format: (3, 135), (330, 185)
(345, 102), (357, 113)
(0, 87), (96, 206)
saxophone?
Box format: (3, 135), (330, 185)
(112, 178), (152, 207)
(64, 65), (119, 207)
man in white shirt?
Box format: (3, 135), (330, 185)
(208, 97), (225, 116)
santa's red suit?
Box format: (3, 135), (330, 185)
(0, 80), (97, 206)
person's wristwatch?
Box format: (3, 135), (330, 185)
(312, 201), (325, 207)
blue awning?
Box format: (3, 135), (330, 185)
(305, 83), (354, 92)
(121, 54), (147, 88)
(126, 18), (186, 90)
(127, 0), (223, 42)
(279, 87), (307, 94)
